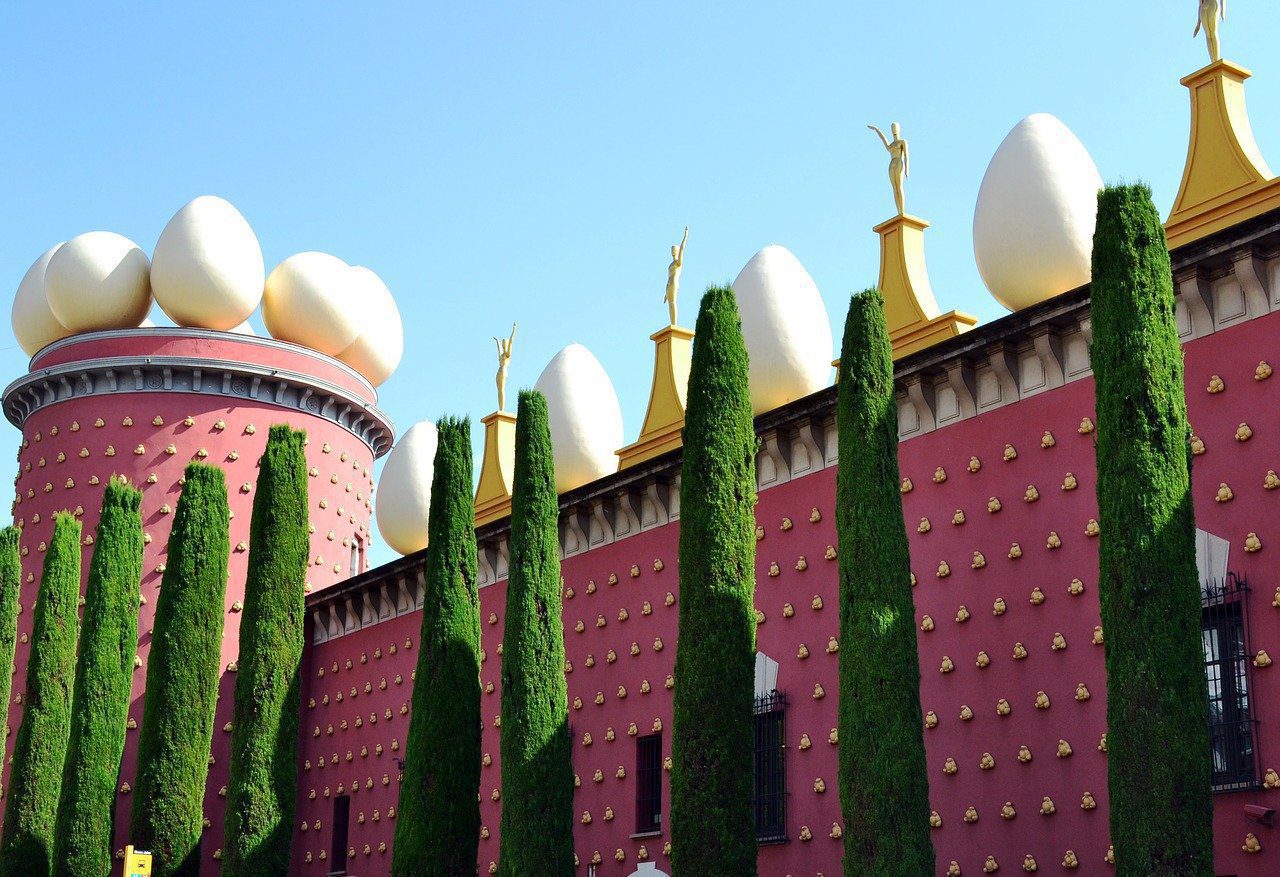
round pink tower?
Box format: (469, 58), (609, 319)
(1, 327), (393, 873)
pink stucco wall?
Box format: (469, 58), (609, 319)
(293, 308), (1280, 877)
(1, 332), (380, 875)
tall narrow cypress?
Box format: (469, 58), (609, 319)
(498, 391), (573, 877)
(0, 513), (82, 877)
(1092, 184), (1214, 873)
(53, 477), (144, 877)
(0, 527), (21, 798)
(131, 463), (231, 877)
(393, 417), (481, 876)
(671, 285), (758, 876)
(223, 426), (309, 877)
(834, 290), (934, 875)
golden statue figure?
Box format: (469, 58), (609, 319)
(1195, 0), (1225, 63)
(663, 226), (689, 327)
(494, 323), (517, 412)
(869, 122), (909, 216)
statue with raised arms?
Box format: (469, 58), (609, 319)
(1194, 0), (1225, 63)
(869, 122), (909, 216)
(494, 323), (516, 412)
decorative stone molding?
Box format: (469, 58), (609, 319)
(310, 567), (425, 645)
(4, 354), (394, 457)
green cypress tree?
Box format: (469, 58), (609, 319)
(1091, 183), (1213, 875)
(497, 391), (574, 877)
(0, 527), (21, 798)
(834, 290), (934, 875)
(131, 463), (230, 877)
(0, 513), (82, 877)
(393, 416), (481, 876)
(671, 285), (758, 876)
(53, 477), (144, 877)
(223, 426), (309, 877)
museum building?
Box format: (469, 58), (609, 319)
(3, 29), (1280, 877)
(294, 54), (1280, 877)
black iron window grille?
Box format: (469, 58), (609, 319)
(753, 689), (788, 844)
(635, 733), (663, 834)
(1202, 572), (1260, 792)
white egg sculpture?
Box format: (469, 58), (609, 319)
(263, 252), (360, 355)
(45, 231), (152, 332)
(534, 343), (624, 494)
(12, 244), (71, 356)
(337, 266), (404, 386)
(228, 319), (255, 336)
(375, 420), (438, 556)
(731, 245), (833, 415)
(973, 113), (1104, 312)
(150, 195), (265, 330)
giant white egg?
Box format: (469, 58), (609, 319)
(731, 245), (833, 415)
(337, 266), (403, 386)
(45, 232), (152, 332)
(534, 343), (624, 494)
(375, 420), (438, 556)
(12, 244), (71, 357)
(151, 195), (265, 330)
(262, 252), (360, 355)
(973, 113), (1104, 311)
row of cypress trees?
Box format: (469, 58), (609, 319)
(0, 427), (310, 877)
(389, 223), (1212, 877)
(0, 187), (1216, 876)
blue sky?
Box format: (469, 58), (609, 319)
(3, 3), (1279, 566)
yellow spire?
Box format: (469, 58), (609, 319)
(474, 410), (516, 526)
(875, 214), (977, 359)
(616, 325), (694, 468)
(1166, 59), (1280, 249)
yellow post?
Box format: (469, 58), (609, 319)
(1165, 59), (1280, 249)
(874, 214), (977, 359)
(474, 410), (517, 527)
(616, 325), (694, 468)
(124, 845), (153, 877)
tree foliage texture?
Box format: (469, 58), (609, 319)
(834, 290), (934, 875)
(670, 285), (759, 877)
(393, 416), (482, 877)
(53, 477), (144, 877)
(223, 426), (309, 877)
(0, 527), (22, 798)
(497, 391), (574, 877)
(1091, 183), (1213, 875)
(0, 513), (82, 877)
(132, 463), (230, 877)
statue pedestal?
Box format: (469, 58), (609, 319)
(874, 214), (977, 359)
(1166, 59), (1280, 249)
(617, 325), (694, 468)
(474, 410), (516, 527)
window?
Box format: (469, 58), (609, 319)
(635, 733), (663, 834)
(753, 690), (788, 843)
(349, 534), (365, 578)
(329, 794), (351, 875)
(1202, 573), (1258, 791)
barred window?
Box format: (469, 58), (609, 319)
(635, 733), (663, 834)
(753, 690), (788, 844)
(1202, 573), (1258, 792)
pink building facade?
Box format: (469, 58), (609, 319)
(297, 210), (1280, 877)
